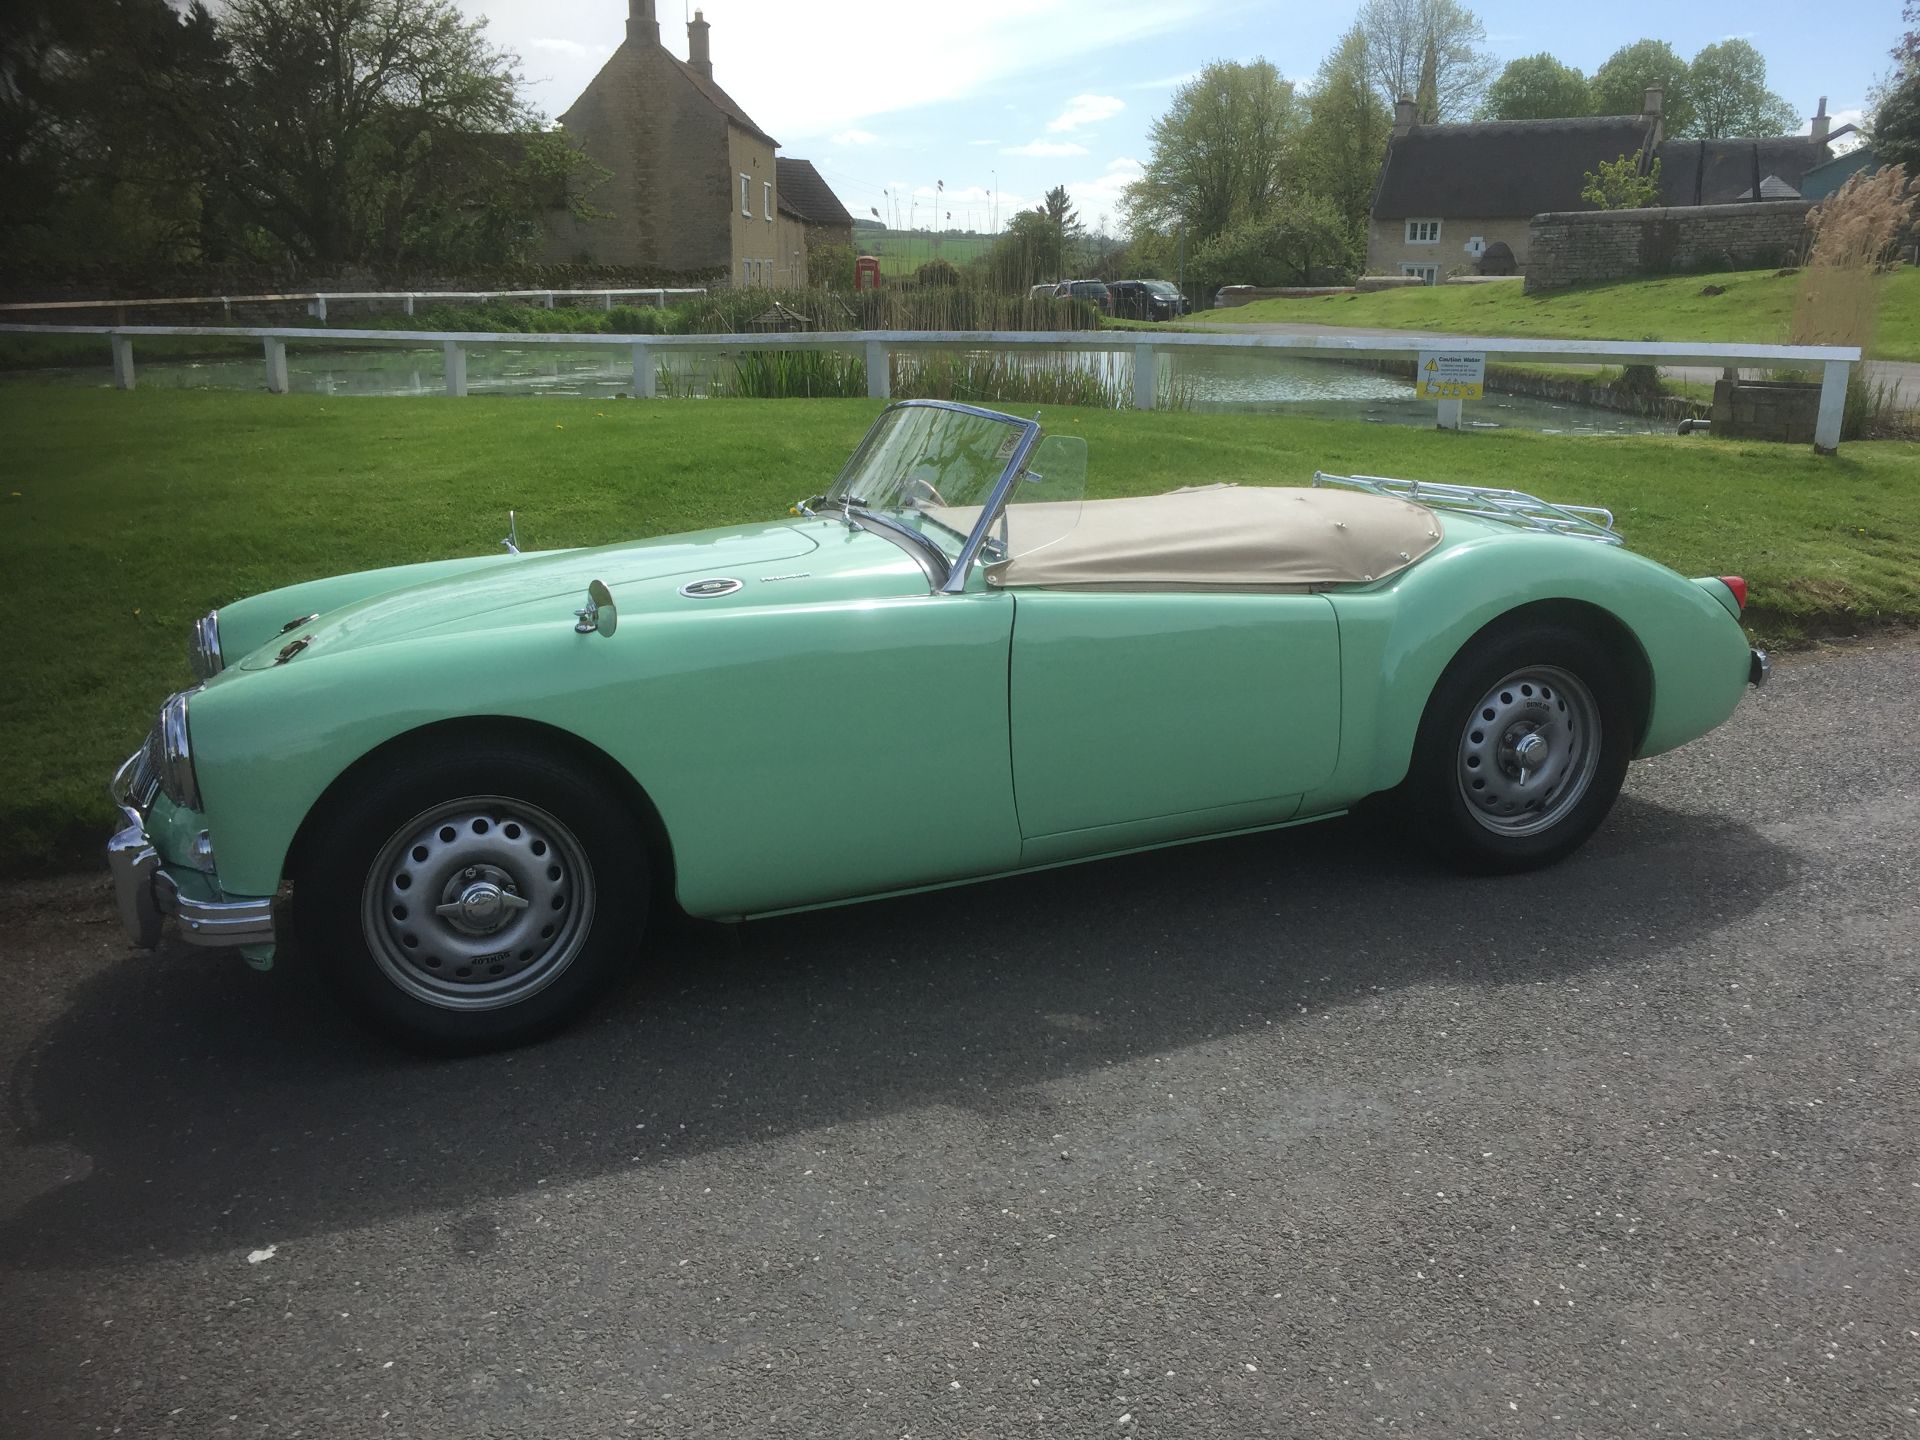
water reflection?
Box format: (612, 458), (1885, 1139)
(12, 342), (1665, 436)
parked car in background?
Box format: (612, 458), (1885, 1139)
(1053, 279), (1112, 313)
(109, 400), (1768, 1053)
(1108, 279), (1188, 322)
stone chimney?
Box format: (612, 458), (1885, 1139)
(688, 9), (711, 80)
(1641, 85), (1665, 146)
(1392, 96), (1416, 137)
(1810, 96), (1830, 145)
(627, 0), (658, 46)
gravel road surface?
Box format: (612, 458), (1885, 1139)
(3, 637), (1917, 1438)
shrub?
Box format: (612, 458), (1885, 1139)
(915, 259), (962, 287)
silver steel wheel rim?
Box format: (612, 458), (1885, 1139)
(1457, 665), (1602, 837)
(360, 796), (596, 1012)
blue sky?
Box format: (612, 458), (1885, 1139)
(463, 0), (1896, 233)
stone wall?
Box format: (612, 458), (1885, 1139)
(1525, 201), (1809, 292)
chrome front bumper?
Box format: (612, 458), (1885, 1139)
(108, 754), (275, 951)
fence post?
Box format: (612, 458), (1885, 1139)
(1132, 344), (1157, 411)
(603, 292), (614, 312)
(263, 336), (289, 394)
(404, 294), (415, 316)
(632, 342), (656, 398)
(1436, 398), (1463, 430)
(865, 339), (890, 400)
(110, 333), (135, 390)
(1813, 359), (1850, 455)
(314, 295), (328, 323)
(444, 340), (468, 397)
(544, 292), (555, 309)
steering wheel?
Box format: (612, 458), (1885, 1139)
(907, 475), (950, 508)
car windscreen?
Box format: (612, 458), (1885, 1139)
(825, 403), (1086, 574)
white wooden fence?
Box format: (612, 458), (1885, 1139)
(1, 322), (1863, 452)
(0, 288), (708, 322)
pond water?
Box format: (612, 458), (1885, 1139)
(14, 341), (1665, 436)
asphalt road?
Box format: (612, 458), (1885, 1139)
(4, 637), (1918, 1439)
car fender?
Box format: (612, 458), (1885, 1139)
(1312, 529), (1751, 807)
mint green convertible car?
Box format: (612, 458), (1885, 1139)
(110, 400), (1767, 1051)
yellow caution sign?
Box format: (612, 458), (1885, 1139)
(1415, 351), (1486, 401)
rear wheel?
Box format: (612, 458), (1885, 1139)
(1403, 620), (1635, 872)
(295, 743), (647, 1053)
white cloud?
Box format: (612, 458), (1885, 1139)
(461, 0), (1209, 141)
(1066, 155), (1146, 210)
(1047, 94), (1125, 132)
(968, 138), (1001, 147)
(1003, 139), (1091, 158)
(833, 129), (879, 146)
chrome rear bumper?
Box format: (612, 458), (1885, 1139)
(1749, 648), (1771, 687)
(109, 752), (275, 950)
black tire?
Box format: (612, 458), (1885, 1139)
(1401, 618), (1635, 873)
(292, 741), (648, 1054)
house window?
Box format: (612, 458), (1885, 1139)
(1401, 263), (1439, 285)
(741, 175), (752, 217)
(764, 181), (773, 221)
(1405, 219), (1441, 244)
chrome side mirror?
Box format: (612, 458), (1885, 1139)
(574, 579), (616, 637)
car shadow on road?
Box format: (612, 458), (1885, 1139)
(1, 796), (1799, 1270)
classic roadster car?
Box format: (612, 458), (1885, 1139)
(110, 400), (1767, 1051)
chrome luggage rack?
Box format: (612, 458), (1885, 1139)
(1313, 472), (1622, 545)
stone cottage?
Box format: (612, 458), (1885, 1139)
(1366, 90), (1847, 282)
(540, 1), (850, 287)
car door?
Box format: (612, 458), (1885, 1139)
(1007, 590), (1342, 860)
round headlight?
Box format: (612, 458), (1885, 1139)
(157, 690), (202, 811)
(189, 609), (223, 680)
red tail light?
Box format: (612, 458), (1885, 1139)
(1718, 576), (1749, 612)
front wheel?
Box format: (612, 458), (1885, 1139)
(294, 744), (648, 1053)
(1402, 620), (1636, 872)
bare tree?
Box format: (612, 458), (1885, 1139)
(1356, 0), (1495, 121)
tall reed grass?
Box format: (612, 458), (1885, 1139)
(1791, 166), (1917, 439)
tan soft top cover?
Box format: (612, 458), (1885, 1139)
(929, 485), (1442, 590)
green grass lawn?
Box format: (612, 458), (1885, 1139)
(865, 231), (997, 277)
(1210, 268), (1920, 361)
(4, 384), (1918, 874)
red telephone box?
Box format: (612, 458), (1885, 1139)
(854, 254), (882, 291)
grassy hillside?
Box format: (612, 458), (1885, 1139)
(1210, 268), (1920, 361)
(4, 385), (1917, 871)
(862, 230), (998, 277)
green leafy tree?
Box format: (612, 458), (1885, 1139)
(1482, 54), (1592, 120)
(1591, 39), (1693, 134)
(1297, 27), (1393, 236)
(1357, 0), (1496, 121)
(1686, 40), (1799, 138)
(807, 242), (856, 290)
(1581, 153), (1662, 209)
(982, 209), (1066, 290)
(1187, 196), (1359, 290)
(1123, 59), (1300, 248)
(1875, 72), (1920, 170)
(205, 0), (590, 267)
(1, 0), (230, 268)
